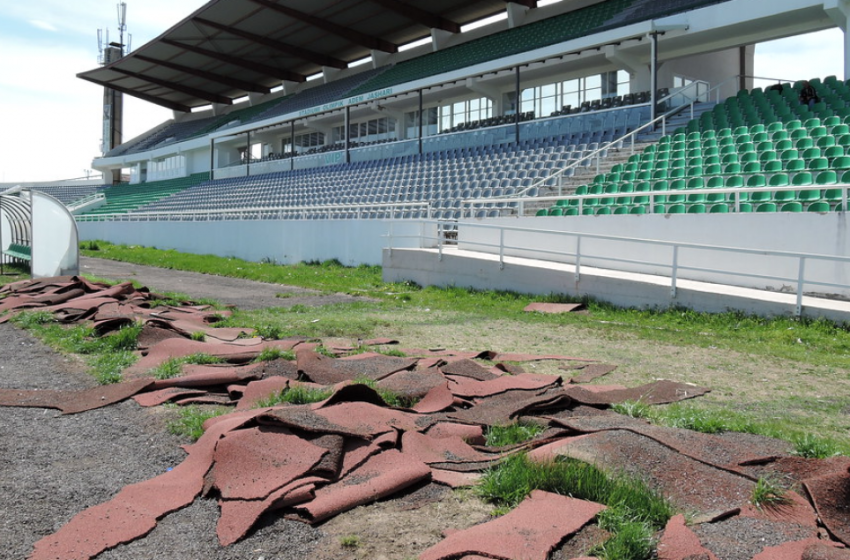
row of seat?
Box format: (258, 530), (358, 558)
(539, 200), (840, 217)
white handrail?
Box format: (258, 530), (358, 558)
(385, 219), (850, 316)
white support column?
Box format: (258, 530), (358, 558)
(248, 92), (265, 106)
(323, 66), (342, 84)
(824, 0), (850, 80)
(280, 80), (300, 95)
(465, 77), (504, 115)
(506, 3), (529, 28)
(371, 49), (393, 69)
(431, 28), (455, 51)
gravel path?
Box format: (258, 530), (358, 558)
(80, 256), (360, 310)
(1, 261), (344, 559)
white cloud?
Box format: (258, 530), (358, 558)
(28, 20), (58, 32)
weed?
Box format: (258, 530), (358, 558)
(339, 534), (360, 548)
(166, 405), (229, 441)
(751, 476), (789, 509)
(11, 310), (54, 328)
(351, 376), (418, 408)
(477, 454), (672, 560)
(83, 240), (100, 251)
(255, 323), (286, 340)
(254, 347), (296, 362)
(89, 351), (137, 384)
(254, 385), (333, 407)
(151, 353), (223, 380)
(610, 401), (653, 419)
(190, 331), (206, 342)
(792, 433), (842, 458)
(484, 421), (546, 447)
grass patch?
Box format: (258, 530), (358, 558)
(611, 401), (850, 457)
(254, 385), (333, 407)
(351, 376), (418, 408)
(254, 347), (296, 362)
(166, 405), (229, 441)
(751, 476), (789, 510)
(484, 421), (546, 447)
(477, 453), (673, 560)
(339, 534), (360, 548)
(78, 242), (850, 372)
(9, 312), (143, 384)
(150, 353), (224, 380)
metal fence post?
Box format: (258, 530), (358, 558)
(575, 235), (582, 282)
(671, 245), (679, 298)
(499, 228), (505, 270)
(796, 256), (806, 317)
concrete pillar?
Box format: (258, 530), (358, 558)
(824, 0), (850, 80)
(506, 3), (529, 28)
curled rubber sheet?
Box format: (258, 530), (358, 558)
(418, 490), (604, 560)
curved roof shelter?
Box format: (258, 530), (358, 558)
(1, 191), (79, 278)
(77, 0), (528, 112)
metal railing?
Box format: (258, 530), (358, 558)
(461, 76), (744, 216)
(463, 183), (850, 217)
(67, 193), (105, 211)
(74, 201), (432, 222)
(385, 220), (850, 316)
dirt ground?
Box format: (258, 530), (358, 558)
(3, 257), (849, 559)
(1, 259), (499, 560)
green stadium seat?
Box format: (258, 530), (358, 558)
(781, 202), (803, 212)
(756, 202), (777, 212)
(630, 205), (647, 215)
(769, 173), (790, 187)
(668, 204), (686, 214)
(816, 170), (838, 185)
(763, 160), (783, 173)
(807, 201), (831, 212)
(809, 157), (830, 171)
(687, 204), (706, 214)
(595, 206), (611, 215)
(548, 207), (564, 216)
(536, 209), (548, 216)
(709, 203), (729, 213)
(785, 158), (806, 172)
(792, 171), (814, 186)
(565, 208), (579, 216)
(737, 202), (754, 212)
(798, 188), (822, 203)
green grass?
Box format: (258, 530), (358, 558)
(484, 421), (546, 447)
(476, 453), (673, 560)
(9, 312), (142, 384)
(611, 401), (849, 457)
(150, 353), (224, 380)
(254, 385), (333, 407)
(78, 242), (850, 371)
(351, 376), (418, 408)
(339, 534), (360, 548)
(751, 476), (789, 510)
(166, 405), (229, 441)
(254, 347), (296, 362)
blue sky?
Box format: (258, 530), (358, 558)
(0, 1), (844, 183)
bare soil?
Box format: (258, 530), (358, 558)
(3, 257), (849, 559)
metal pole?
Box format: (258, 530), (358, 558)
(650, 31), (658, 125)
(418, 89), (424, 155)
(796, 257), (806, 317)
(344, 105), (351, 164)
(499, 228), (505, 270)
(209, 137), (214, 180)
(515, 65), (521, 144)
(246, 130), (251, 177)
(671, 245), (679, 298)
(290, 120), (295, 171)
(575, 235), (582, 282)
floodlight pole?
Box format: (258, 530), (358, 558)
(344, 105), (351, 164)
(418, 89), (423, 154)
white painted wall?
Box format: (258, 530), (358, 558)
(77, 219), (435, 266)
(456, 213), (850, 296)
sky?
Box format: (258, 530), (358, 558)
(0, 1), (845, 184)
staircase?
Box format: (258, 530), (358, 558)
(520, 101), (718, 216)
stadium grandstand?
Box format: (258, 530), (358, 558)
(8, 0), (850, 319)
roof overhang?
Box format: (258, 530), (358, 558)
(78, 0), (528, 112)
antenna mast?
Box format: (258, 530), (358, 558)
(98, 2), (130, 180)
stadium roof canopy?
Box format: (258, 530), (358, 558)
(77, 0), (532, 113)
